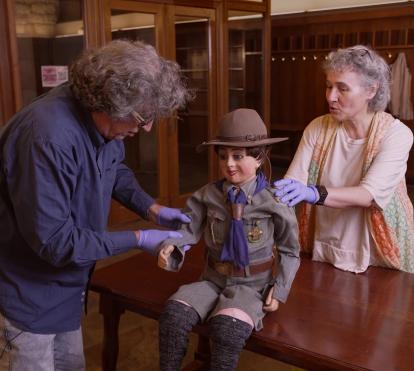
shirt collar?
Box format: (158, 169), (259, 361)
(223, 176), (257, 198)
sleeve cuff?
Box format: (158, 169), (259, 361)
(104, 231), (138, 255)
(163, 246), (185, 272)
(272, 284), (290, 303)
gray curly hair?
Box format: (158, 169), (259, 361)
(69, 39), (193, 120)
(323, 45), (390, 112)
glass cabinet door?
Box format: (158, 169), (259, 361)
(228, 11), (263, 117)
(14, 0), (84, 105)
(168, 6), (217, 206)
(109, 9), (158, 199)
(175, 16), (210, 195)
(105, 4), (218, 222)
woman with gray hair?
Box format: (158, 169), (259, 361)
(0, 39), (192, 370)
(274, 45), (414, 274)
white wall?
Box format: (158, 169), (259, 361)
(271, 0), (411, 14)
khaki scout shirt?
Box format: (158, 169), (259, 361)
(162, 178), (300, 303)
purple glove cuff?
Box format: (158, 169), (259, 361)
(308, 185), (319, 204)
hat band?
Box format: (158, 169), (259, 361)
(216, 134), (268, 142)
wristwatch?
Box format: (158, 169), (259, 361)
(315, 185), (328, 205)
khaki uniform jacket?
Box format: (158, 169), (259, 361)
(163, 178), (300, 303)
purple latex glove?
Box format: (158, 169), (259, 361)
(157, 207), (191, 229)
(137, 230), (183, 255)
(273, 179), (318, 207)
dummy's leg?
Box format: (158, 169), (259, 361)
(209, 309), (253, 371)
(159, 300), (200, 371)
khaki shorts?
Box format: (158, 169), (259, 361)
(169, 276), (271, 331)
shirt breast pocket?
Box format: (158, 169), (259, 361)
(244, 213), (273, 245)
(207, 210), (228, 247)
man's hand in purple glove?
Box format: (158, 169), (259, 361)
(273, 179), (318, 207)
(157, 206), (191, 229)
(148, 203), (191, 229)
(135, 229), (183, 255)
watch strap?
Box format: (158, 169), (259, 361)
(315, 185), (328, 205)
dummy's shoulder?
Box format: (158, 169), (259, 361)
(262, 186), (296, 214)
(188, 181), (222, 202)
(262, 186), (288, 207)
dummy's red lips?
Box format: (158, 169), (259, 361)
(228, 170), (237, 176)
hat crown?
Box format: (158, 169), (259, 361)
(217, 109), (267, 140)
(195, 108), (288, 152)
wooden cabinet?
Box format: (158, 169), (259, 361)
(175, 20), (210, 195)
(228, 21), (264, 116)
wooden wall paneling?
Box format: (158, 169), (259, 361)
(83, 0), (108, 48)
(227, 1), (266, 13)
(125, 0), (217, 8)
(262, 0), (270, 126)
(0, 0), (22, 126)
(270, 2), (414, 180)
(206, 5), (220, 182)
(271, 3), (414, 27)
(212, 1), (226, 181)
(216, 1), (227, 120)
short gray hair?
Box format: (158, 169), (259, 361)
(69, 39), (193, 120)
(323, 45), (390, 112)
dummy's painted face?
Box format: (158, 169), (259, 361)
(325, 69), (376, 122)
(217, 147), (261, 185)
(92, 111), (153, 141)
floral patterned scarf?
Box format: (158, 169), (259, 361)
(298, 112), (414, 273)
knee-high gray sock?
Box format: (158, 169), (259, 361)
(209, 314), (253, 371)
(159, 300), (200, 371)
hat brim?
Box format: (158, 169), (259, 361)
(196, 137), (289, 152)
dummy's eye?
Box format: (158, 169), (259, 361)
(233, 154), (244, 161)
(218, 153), (227, 160)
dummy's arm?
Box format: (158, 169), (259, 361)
(157, 189), (207, 272)
(271, 205), (301, 303)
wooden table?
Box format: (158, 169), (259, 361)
(90, 247), (414, 371)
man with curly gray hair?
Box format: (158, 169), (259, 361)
(274, 45), (414, 274)
(0, 40), (192, 370)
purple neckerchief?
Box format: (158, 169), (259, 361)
(215, 172), (268, 268)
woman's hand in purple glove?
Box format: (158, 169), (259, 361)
(273, 179), (318, 207)
(135, 230), (183, 255)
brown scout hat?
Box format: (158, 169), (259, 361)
(197, 108), (287, 152)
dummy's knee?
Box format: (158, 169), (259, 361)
(159, 300), (199, 331)
(209, 314), (253, 347)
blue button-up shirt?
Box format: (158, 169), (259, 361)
(0, 84), (154, 333)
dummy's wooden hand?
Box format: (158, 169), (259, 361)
(158, 245), (174, 269)
(263, 286), (279, 312)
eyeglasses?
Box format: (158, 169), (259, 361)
(131, 110), (150, 128)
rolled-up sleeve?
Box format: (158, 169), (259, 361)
(272, 205), (301, 302)
(285, 117), (323, 184)
(161, 187), (208, 271)
(112, 163), (155, 218)
(6, 139), (137, 267)
(360, 120), (413, 209)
